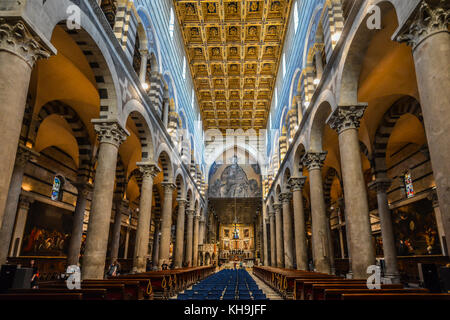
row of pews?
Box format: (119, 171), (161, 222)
(252, 266), (450, 300)
(0, 265), (215, 300)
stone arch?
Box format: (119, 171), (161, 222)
(293, 142), (306, 176)
(156, 145), (174, 183)
(175, 170), (186, 199)
(282, 167), (292, 193)
(336, 1), (401, 105)
(33, 100), (93, 181)
(372, 96), (423, 178)
(122, 99), (155, 161)
(44, 1), (122, 118)
(302, 3), (325, 68)
(186, 188), (194, 210)
(308, 100), (333, 152)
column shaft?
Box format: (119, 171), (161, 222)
(269, 213), (276, 266)
(110, 201), (124, 263)
(152, 220), (160, 267)
(274, 204), (284, 268)
(174, 200), (187, 268)
(193, 214), (200, 266)
(67, 184), (91, 266)
(133, 164), (158, 273)
(82, 121), (127, 279)
(159, 183), (175, 268)
(289, 177), (308, 270)
(185, 211), (194, 266)
(0, 20), (50, 227)
(0, 146), (31, 264)
(281, 193), (294, 269)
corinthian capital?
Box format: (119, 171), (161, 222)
(93, 120), (128, 148)
(394, 0), (449, 50)
(288, 176), (307, 192)
(327, 105), (367, 134)
(15, 143), (38, 167)
(302, 152), (327, 171)
(137, 162), (161, 179)
(279, 192), (292, 203)
(368, 178), (392, 194)
(0, 18), (52, 68)
(161, 182), (176, 193)
(273, 203), (282, 213)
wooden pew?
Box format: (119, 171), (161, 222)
(40, 282), (126, 300)
(83, 280), (142, 300)
(293, 276), (344, 300)
(8, 288), (107, 300)
(0, 293), (83, 300)
(341, 293), (450, 300)
(310, 283), (404, 300)
(295, 277), (366, 300)
(324, 288), (429, 300)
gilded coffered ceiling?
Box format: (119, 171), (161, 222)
(173, 0), (293, 132)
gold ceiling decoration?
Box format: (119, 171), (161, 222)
(174, 0), (293, 132)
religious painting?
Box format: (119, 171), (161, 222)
(223, 240), (230, 250)
(21, 201), (73, 256)
(224, 228), (230, 238)
(243, 240), (250, 250)
(244, 228), (250, 238)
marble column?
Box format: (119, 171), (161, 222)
(185, 209), (195, 266)
(288, 176), (308, 270)
(273, 203), (284, 268)
(263, 215), (269, 266)
(67, 182), (92, 266)
(123, 226), (130, 258)
(429, 190), (447, 256)
(368, 178), (400, 282)
(0, 20), (51, 228)
(193, 212), (200, 267)
(110, 199), (128, 264)
(159, 182), (176, 268)
(269, 211), (276, 266)
(328, 106), (375, 278)
(314, 47), (324, 79)
(174, 199), (187, 268)
(280, 192), (294, 269)
(133, 163), (159, 273)
(0, 145), (35, 264)
(152, 219), (161, 267)
(9, 195), (34, 257)
(395, 1), (450, 255)
(326, 211), (336, 275)
(82, 121), (128, 279)
(302, 152), (331, 274)
(138, 50), (149, 84)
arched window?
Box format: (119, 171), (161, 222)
(169, 7), (175, 38)
(182, 57), (186, 79)
(403, 170), (414, 198)
(51, 175), (64, 201)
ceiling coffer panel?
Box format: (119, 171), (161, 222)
(174, 0), (293, 132)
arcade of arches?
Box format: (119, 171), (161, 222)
(0, 0), (449, 295)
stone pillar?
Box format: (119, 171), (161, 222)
(0, 145), (35, 264)
(152, 219), (161, 267)
(263, 215), (269, 266)
(289, 176), (309, 270)
(302, 152), (331, 274)
(273, 203), (284, 268)
(67, 183), (92, 266)
(158, 182), (176, 268)
(123, 226), (130, 258)
(395, 1), (450, 255)
(269, 211), (276, 266)
(185, 209), (195, 266)
(0, 20), (51, 228)
(139, 50), (148, 84)
(327, 106), (375, 278)
(368, 178), (400, 282)
(132, 163), (159, 273)
(174, 199), (187, 268)
(9, 195), (34, 257)
(110, 199), (128, 264)
(280, 192), (294, 269)
(82, 121), (128, 279)
(314, 46), (324, 79)
(429, 190), (447, 256)
(193, 212), (200, 267)
(326, 211), (336, 275)
(163, 99), (170, 128)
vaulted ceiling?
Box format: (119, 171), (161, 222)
(174, 0), (293, 132)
